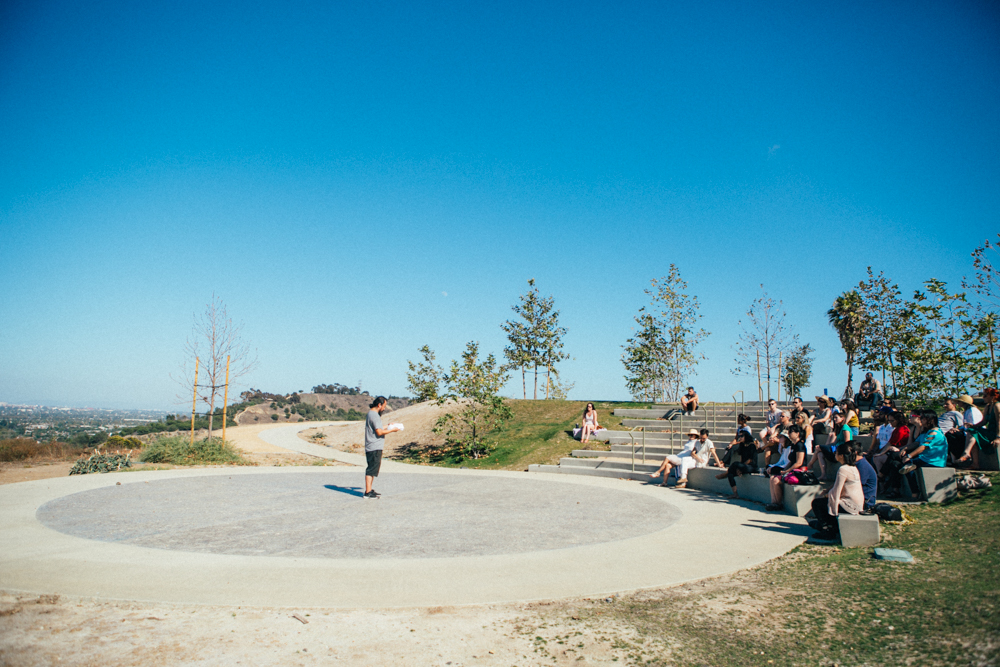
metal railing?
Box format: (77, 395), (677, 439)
(627, 426), (646, 472)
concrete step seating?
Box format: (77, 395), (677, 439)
(533, 397), (959, 516)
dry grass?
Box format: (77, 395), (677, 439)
(0, 438), (84, 463)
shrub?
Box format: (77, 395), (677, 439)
(104, 435), (143, 450)
(69, 451), (131, 475)
(139, 436), (250, 465)
(271, 414), (278, 421)
(0, 438), (82, 462)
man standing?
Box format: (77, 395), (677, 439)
(364, 396), (400, 499)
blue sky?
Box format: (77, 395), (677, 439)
(1, 0), (998, 410)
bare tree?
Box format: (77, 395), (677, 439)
(174, 295), (258, 440)
(733, 286), (799, 400)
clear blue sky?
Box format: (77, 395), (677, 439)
(1, 0), (998, 410)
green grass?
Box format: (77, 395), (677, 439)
(139, 436), (252, 465)
(395, 399), (659, 469)
(537, 474), (1000, 666)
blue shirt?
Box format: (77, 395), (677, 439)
(916, 428), (947, 467)
(855, 456), (877, 510)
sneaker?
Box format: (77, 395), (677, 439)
(899, 463), (917, 475)
(807, 518), (821, 530)
(368, 489), (381, 498)
(811, 529), (839, 542)
(765, 503), (782, 512)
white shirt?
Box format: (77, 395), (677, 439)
(876, 424), (893, 449)
(965, 406), (984, 426)
(677, 439), (697, 457)
(693, 438), (715, 467)
(766, 409), (783, 428)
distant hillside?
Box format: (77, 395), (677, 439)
(235, 393), (409, 425)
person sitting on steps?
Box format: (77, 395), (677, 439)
(765, 426), (808, 511)
(680, 387), (699, 415)
(855, 372), (884, 411)
(649, 428), (713, 488)
(809, 443), (864, 541)
(580, 402), (600, 443)
(716, 430), (758, 498)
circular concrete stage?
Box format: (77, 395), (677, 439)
(1, 466), (810, 608)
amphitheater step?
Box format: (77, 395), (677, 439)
(527, 464), (653, 482)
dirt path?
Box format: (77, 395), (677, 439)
(299, 401), (454, 458)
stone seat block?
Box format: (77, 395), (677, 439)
(686, 468), (824, 516)
(837, 514), (880, 548)
(915, 466), (957, 503)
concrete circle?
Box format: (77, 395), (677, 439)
(37, 472), (680, 559)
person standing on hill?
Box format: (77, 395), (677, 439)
(363, 396), (401, 499)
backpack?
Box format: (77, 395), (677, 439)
(873, 502), (903, 522)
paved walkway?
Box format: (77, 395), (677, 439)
(0, 424), (812, 608)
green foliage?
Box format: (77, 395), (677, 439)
(103, 435), (143, 450)
(139, 436), (250, 465)
(271, 414), (278, 421)
(119, 410), (236, 436)
(434, 341), (513, 459)
(69, 451), (131, 475)
(621, 313), (667, 402)
(501, 278), (569, 399)
(783, 343), (815, 396)
(827, 289), (865, 398)
(311, 383), (362, 395)
(406, 345), (443, 402)
(856, 268), (910, 398)
(623, 265), (709, 403)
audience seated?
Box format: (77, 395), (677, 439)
(716, 429), (758, 498)
(809, 443), (863, 541)
(680, 387), (699, 415)
(960, 388), (999, 468)
(649, 429), (699, 488)
(809, 411), (852, 480)
(883, 409), (946, 500)
(855, 372), (884, 410)
(812, 395), (833, 437)
(765, 426), (808, 511)
(580, 402), (600, 443)
(937, 398), (966, 464)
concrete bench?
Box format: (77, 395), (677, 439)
(904, 466), (957, 503)
(686, 467), (824, 516)
(837, 514), (881, 548)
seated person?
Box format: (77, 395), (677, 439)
(864, 411), (893, 470)
(855, 373), (884, 411)
(884, 410), (947, 500)
(721, 414), (752, 466)
(789, 396), (810, 424)
(765, 426), (808, 512)
(809, 443), (864, 541)
(808, 411), (852, 480)
(650, 429), (700, 487)
(680, 387), (699, 415)
(758, 399), (783, 444)
(936, 398), (966, 463)
(812, 395), (833, 437)
(762, 411), (792, 469)
(873, 411), (909, 479)
(959, 388), (999, 468)
(716, 430), (758, 498)
(853, 444), (877, 512)
(580, 402), (601, 443)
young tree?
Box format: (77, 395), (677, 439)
(783, 343), (815, 397)
(963, 235), (1000, 386)
(622, 311), (668, 402)
(434, 342), (513, 459)
(827, 290), (865, 400)
(856, 269), (911, 398)
(733, 286), (799, 400)
(645, 265), (710, 401)
(501, 279), (566, 399)
(406, 345), (442, 402)
(175, 295), (258, 440)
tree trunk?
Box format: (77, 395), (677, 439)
(533, 364), (538, 400)
(521, 367), (526, 400)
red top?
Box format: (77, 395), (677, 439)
(887, 425), (910, 449)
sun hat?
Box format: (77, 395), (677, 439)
(957, 394), (975, 407)
(816, 395), (831, 405)
(687, 428), (700, 437)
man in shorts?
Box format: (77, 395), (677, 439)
(364, 396), (399, 499)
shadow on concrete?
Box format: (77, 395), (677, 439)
(324, 484), (365, 497)
(742, 518), (812, 536)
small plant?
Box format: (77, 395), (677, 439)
(69, 450), (131, 475)
(140, 436), (250, 465)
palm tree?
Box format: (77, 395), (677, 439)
(828, 290), (865, 400)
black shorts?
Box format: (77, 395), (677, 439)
(365, 450), (383, 477)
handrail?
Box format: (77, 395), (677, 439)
(627, 425), (646, 471)
(731, 391), (744, 425)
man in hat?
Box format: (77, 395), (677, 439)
(649, 428), (701, 487)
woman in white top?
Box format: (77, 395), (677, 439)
(650, 429), (722, 488)
(580, 403), (600, 443)
(810, 443), (864, 541)
(794, 411), (814, 455)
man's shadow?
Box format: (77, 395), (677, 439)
(324, 484), (365, 497)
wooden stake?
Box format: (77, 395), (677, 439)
(191, 357), (199, 445)
(777, 351), (782, 403)
(756, 350), (763, 403)
(222, 355), (230, 443)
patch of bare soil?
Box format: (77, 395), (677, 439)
(0, 553), (811, 667)
(300, 401), (457, 459)
(0, 462), (75, 485)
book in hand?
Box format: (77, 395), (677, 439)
(387, 423), (405, 432)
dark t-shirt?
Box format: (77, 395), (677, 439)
(791, 408), (811, 423)
(855, 456), (877, 509)
(786, 440), (807, 468)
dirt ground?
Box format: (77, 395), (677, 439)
(299, 401), (453, 457)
